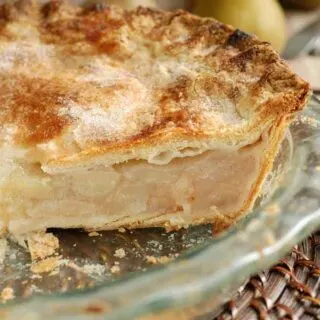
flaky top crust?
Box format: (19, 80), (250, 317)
(0, 0), (311, 171)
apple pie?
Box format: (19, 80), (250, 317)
(0, 0), (311, 235)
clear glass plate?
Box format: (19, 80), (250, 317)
(1, 100), (320, 320)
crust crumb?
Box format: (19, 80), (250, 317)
(114, 248), (126, 259)
(1, 287), (14, 302)
(30, 256), (61, 274)
(65, 261), (106, 277)
(82, 264), (106, 276)
(88, 231), (100, 237)
(110, 265), (120, 274)
(146, 255), (172, 264)
(27, 232), (59, 261)
(117, 227), (126, 233)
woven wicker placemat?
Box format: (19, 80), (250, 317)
(213, 231), (320, 320)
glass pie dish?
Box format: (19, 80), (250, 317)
(0, 99), (320, 320)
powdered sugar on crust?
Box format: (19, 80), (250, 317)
(60, 92), (154, 147)
(0, 41), (55, 73)
(0, 1), (310, 168)
(58, 69), (155, 147)
(75, 59), (136, 88)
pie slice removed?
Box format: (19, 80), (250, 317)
(0, 0), (311, 236)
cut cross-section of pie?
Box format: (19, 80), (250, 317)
(0, 0), (311, 236)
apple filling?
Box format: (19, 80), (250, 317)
(0, 136), (267, 235)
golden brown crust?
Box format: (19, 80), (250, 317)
(0, 0), (311, 171)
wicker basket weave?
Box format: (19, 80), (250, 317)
(213, 232), (320, 320)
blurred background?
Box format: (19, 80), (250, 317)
(83, 0), (320, 91)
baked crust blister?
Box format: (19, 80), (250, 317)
(0, 0), (311, 235)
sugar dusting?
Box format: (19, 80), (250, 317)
(0, 41), (54, 72)
(199, 97), (244, 125)
(129, 58), (201, 88)
(76, 60), (136, 88)
(0, 125), (18, 144)
(59, 82), (155, 146)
